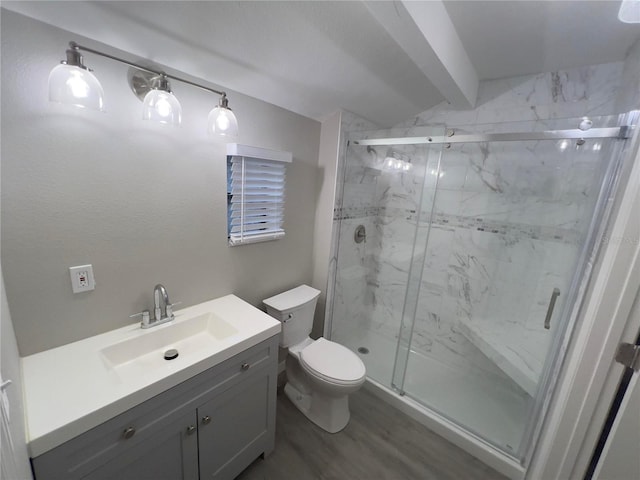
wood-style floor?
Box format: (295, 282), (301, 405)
(237, 388), (508, 480)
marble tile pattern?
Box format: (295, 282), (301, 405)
(327, 60), (634, 398)
(615, 38), (640, 113)
(394, 61), (625, 132)
(375, 138), (613, 393)
(325, 111), (380, 341)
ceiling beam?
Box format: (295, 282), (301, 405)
(364, 0), (478, 109)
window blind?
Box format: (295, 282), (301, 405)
(226, 144), (292, 246)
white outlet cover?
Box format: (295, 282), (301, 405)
(69, 265), (95, 293)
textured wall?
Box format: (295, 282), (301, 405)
(1, 11), (321, 355)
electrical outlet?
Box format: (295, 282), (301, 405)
(69, 265), (95, 293)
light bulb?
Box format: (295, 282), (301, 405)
(155, 97), (172, 118)
(216, 112), (231, 131)
(66, 71), (90, 98)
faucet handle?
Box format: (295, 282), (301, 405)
(166, 302), (182, 318)
(130, 310), (151, 327)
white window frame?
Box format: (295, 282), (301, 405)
(226, 143), (292, 246)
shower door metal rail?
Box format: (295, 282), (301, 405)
(352, 126), (634, 146)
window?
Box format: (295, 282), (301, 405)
(226, 144), (292, 246)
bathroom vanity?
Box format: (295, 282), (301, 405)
(22, 295), (280, 480)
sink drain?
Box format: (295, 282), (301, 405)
(164, 349), (179, 360)
(357, 347), (370, 355)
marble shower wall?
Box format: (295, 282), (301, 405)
(395, 61), (625, 131)
(408, 136), (616, 394)
(616, 38), (640, 114)
(327, 51), (640, 393)
(326, 111), (380, 339)
(371, 61), (634, 389)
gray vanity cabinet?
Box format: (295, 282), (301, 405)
(31, 335), (278, 480)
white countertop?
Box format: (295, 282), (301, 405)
(21, 294), (280, 458)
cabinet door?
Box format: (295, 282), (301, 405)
(81, 410), (199, 480)
(197, 371), (273, 480)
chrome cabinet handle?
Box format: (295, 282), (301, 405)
(241, 363), (250, 371)
(186, 425), (196, 435)
(122, 427), (136, 440)
(202, 415), (211, 425)
(544, 288), (561, 330)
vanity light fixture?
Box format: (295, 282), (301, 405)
(49, 41), (238, 136)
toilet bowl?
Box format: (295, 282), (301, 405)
(263, 285), (366, 433)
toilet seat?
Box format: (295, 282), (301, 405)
(299, 338), (366, 386)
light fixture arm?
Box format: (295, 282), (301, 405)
(67, 41), (227, 97)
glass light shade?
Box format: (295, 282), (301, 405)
(48, 64), (105, 111)
(142, 89), (182, 126)
(619, 0), (640, 23)
(208, 105), (239, 138)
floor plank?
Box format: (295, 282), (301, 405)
(237, 388), (508, 480)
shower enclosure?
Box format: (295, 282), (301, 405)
(326, 112), (638, 467)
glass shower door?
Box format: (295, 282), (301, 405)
(328, 126), (445, 389)
(392, 113), (634, 461)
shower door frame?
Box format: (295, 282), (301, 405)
(526, 116), (640, 479)
(353, 113), (638, 465)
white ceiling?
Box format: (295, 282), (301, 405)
(444, 0), (640, 80)
(3, 1), (640, 127)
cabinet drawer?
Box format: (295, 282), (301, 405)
(32, 396), (198, 480)
(188, 340), (273, 401)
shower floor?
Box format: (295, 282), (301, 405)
(334, 325), (530, 454)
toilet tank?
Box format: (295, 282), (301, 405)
(263, 285), (321, 348)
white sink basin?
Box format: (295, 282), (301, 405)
(100, 312), (239, 379)
(22, 294), (281, 458)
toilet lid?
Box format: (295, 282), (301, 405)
(299, 338), (366, 383)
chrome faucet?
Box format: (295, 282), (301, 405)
(130, 284), (180, 329)
(154, 284), (170, 321)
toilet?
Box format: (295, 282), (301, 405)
(263, 284), (366, 433)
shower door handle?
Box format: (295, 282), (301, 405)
(544, 288), (561, 330)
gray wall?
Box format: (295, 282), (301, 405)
(1, 10), (321, 356)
